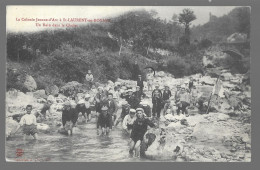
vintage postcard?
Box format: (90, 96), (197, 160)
(5, 6), (251, 162)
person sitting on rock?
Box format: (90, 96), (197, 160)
(162, 85), (172, 106)
(152, 90), (163, 119)
(138, 101), (152, 117)
(176, 86), (191, 117)
(61, 101), (78, 135)
(129, 108), (156, 157)
(122, 109), (136, 135)
(98, 106), (111, 136)
(134, 86), (146, 101)
(163, 100), (175, 116)
(13, 105), (38, 140)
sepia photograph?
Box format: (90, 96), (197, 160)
(5, 6), (251, 162)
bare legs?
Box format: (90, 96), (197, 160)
(129, 139), (141, 157)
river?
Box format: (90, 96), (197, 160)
(6, 119), (158, 162)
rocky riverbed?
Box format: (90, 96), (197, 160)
(5, 70), (251, 162)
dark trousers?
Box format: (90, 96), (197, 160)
(152, 105), (162, 118)
(177, 101), (190, 115)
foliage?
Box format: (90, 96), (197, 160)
(178, 8), (197, 44)
(191, 7), (250, 42)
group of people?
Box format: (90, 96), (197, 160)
(12, 69), (198, 158)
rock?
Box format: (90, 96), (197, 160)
(23, 75), (37, 91)
(37, 98), (47, 103)
(6, 118), (20, 137)
(191, 121), (234, 143)
(33, 90), (47, 99)
(45, 85), (59, 96)
(37, 123), (50, 131)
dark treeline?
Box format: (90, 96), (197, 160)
(6, 7), (250, 91)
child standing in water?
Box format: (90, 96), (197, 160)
(14, 105), (38, 140)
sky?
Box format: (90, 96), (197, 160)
(6, 6), (237, 33)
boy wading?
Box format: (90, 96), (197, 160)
(14, 105), (38, 140)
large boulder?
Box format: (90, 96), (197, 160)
(23, 75), (37, 92)
(33, 89), (47, 99)
(6, 118), (20, 138)
(191, 121), (234, 143)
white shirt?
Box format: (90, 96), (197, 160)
(19, 114), (37, 125)
(85, 74), (94, 82)
(122, 115), (136, 130)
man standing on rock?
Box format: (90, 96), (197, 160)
(176, 86), (191, 117)
(174, 84), (181, 103)
(188, 77), (194, 92)
(152, 90), (163, 119)
(14, 105), (38, 140)
(137, 75), (144, 94)
(146, 70), (153, 91)
(152, 84), (162, 99)
(162, 85), (172, 106)
(85, 70), (94, 89)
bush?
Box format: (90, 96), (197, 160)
(199, 39), (213, 49)
(6, 68), (28, 92)
(166, 56), (188, 78)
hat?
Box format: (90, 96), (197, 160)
(177, 84), (181, 87)
(130, 109), (136, 113)
(85, 94), (90, 98)
(98, 86), (103, 90)
(78, 99), (85, 104)
(155, 84), (160, 87)
(101, 106), (108, 111)
(138, 75), (142, 77)
(136, 108), (144, 113)
(128, 89), (133, 92)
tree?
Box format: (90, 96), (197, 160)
(178, 8), (196, 44)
